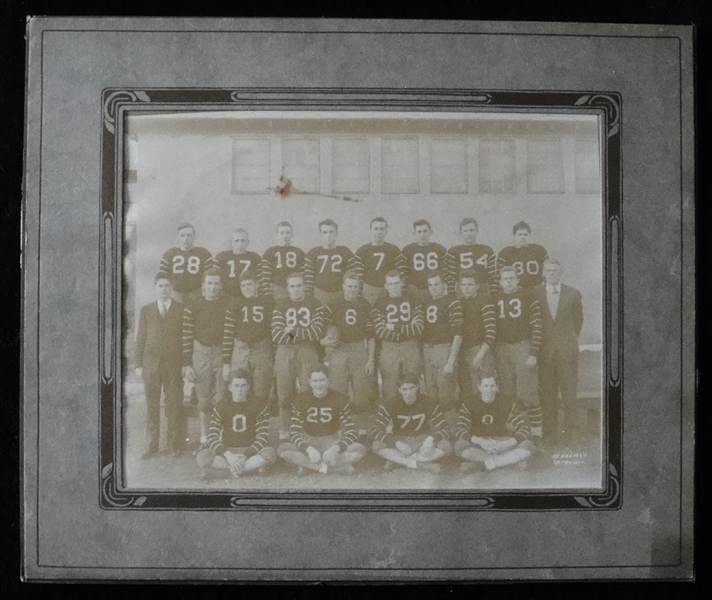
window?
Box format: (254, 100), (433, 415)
(282, 138), (320, 193)
(430, 138), (467, 193)
(574, 139), (601, 194)
(232, 138), (271, 194)
(332, 138), (370, 193)
(124, 135), (139, 184)
(478, 139), (516, 194)
(527, 139), (564, 193)
(381, 137), (419, 194)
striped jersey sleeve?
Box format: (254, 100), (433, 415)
(428, 403), (450, 443)
(486, 252), (498, 292)
(399, 303), (424, 340)
(337, 402), (358, 451)
(159, 252), (171, 275)
(207, 407), (227, 456)
(258, 257), (273, 296)
(528, 297), (543, 356)
(443, 250), (457, 292)
(302, 256), (315, 296)
(369, 405), (394, 445)
(349, 253), (365, 282)
(370, 306), (396, 342)
(448, 298), (464, 336)
(506, 403), (531, 443)
(182, 306), (195, 366)
(481, 299), (497, 348)
(454, 402), (473, 441)
(246, 406), (271, 457)
(222, 309), (237, 364)
(395, 251), (408, 281)
(289, 404), (309, 451)
(271, 306), (291, 345)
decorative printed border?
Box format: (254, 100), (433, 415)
(99, 88), (623, 511)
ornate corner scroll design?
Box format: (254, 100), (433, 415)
(574, 464), (620, 508)
(574, 94), (620, 137)
(103, 91), (151, 133)
(101, 463), (146, 508)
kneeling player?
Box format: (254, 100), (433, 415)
(278, 365), (367, 474)
(454, 375), (534, 471)
(196, 369), (276, 478)
(370, 372), (452, 472)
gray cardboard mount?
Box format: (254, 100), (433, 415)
(22, 18), (694, 581)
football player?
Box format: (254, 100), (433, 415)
(354, 217), (407, 305)
(306, 218), (359, 306)
(457, 269), (497, 399)
(370, 270), (424, 403)
(491, 266), (544, 440)
(401, 219), (450, 300)
(421, 271), (463, 422)
(159, 222), (213, 302)
(196, 369), (276, 478)
(260, 222), (311, 301)
(447, 218), (497, 294)
(213, 228), (262, 298)
(278, 365), (367, 474)
(222, 270), (274, 399)
(496, 221), (549, 289)
(321, 270), (376, 434)
(454, 375), (534, 471)
(370, 372), (451, 472)
(182, 267), (230, 451)
(271, 272), (326, 439)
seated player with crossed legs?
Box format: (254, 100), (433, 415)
(278, 365), (367, 475)
(454, 374), (535, 472)
(196, 369), (277, 479)
(370, 372), (452, 472)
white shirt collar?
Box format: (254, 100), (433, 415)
(546, 283), (561, 294)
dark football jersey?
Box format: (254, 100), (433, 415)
(496, 243), (549, 288)
(260, 245), (309, 288)
(326, 296), (373, 343)
(213, 250), (262, 297)
(491, 288), (542, 351)
(182, 295), (230, 364)
(460, 295), (497, 350)
(371, 292), (424, 342)
(306, 246), (357, 293)
(447, 243), (497, 291)
(456, 394), (526, 440)
(207, 397), (270, 456)
(224, 295), (273, 348)
(370, 394), (449, 445)
(421, 294), (464, 345)
(271, 295), (325, 345)
(159, 246), (213, 294)
(401, 242), (449, 290)
(354, 242), (406, 288)
(290, 390), (356, 445)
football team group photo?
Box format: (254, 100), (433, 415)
(122, 110), (604, 491)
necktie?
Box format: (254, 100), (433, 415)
(159, 302), (166, 317)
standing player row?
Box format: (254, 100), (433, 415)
(157, 217), (549, 304)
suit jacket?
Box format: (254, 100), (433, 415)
(534, 283), (583, 361)
(135, 300), (184, 374)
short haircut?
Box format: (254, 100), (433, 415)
(384, 269), (402, 281)
(285, 271), (305, 284)
(239, 269), (257, 282)
(232, 227), (249, 237)
(370, 216), (388, 228)
(413, 218), (432, 230)
(177, 222), (195, 234)
(458, 269), (485, 284)
(202, 267), (222, 282)
(459, 217), (479, 231)
(426, 270), (445, 284)
(318, 218), (338, 231)
(512, 220), (531, 235)
(544, 258), (562, 269)
(477, 373), (498, 385)
(230, 368), (252, 386)
(342, 269), (362, 283)
(309, 364), (329, 378)
(154, 272), (171, 285)
(397, 372), (420, 388)
(498, 266), (518, 279)
(276, 221), (292, 231)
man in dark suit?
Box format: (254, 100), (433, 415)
(135, 273), (186, 458)
(535, 259), (584, 444)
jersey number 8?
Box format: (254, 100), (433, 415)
(172, 255), (201, 274)
(285, 307), (311, 328)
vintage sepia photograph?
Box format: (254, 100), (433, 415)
(119, 105), (606, 495)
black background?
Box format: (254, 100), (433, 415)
(1, 0), (706, 596)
